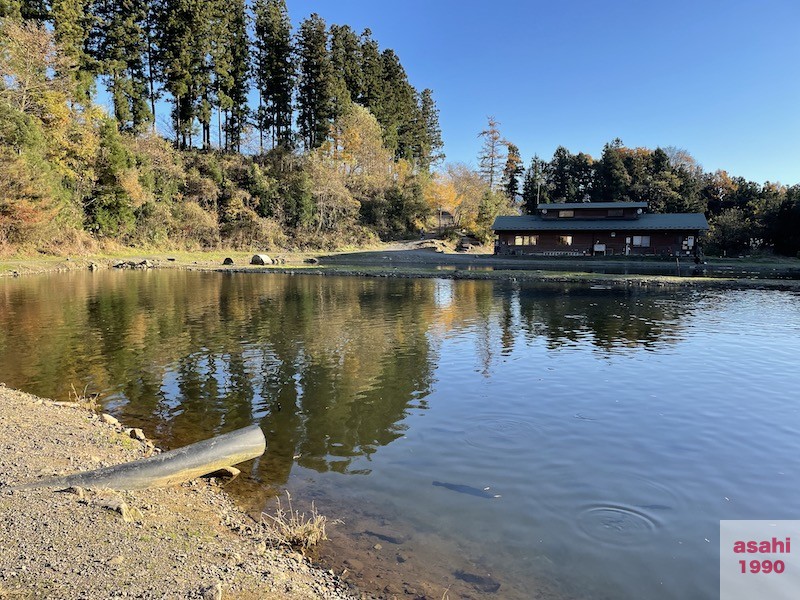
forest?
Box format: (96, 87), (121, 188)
(1, 0), (798, 257)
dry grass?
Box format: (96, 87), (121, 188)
(259, 492), (338, 554)
(69, 383), (99, 412)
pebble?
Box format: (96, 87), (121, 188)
(100, 414), (121, 428)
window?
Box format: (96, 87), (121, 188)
(522, 235), (538, 246)
(558, 210), (574, 218)
(514, 236), (523, 246)
(608, 208), (624, 217)
(558, 235), (573, 246)
(632, 235), (650, 247)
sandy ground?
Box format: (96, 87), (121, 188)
(0, 385), (361, 599)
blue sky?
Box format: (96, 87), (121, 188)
(287, 0), (800, 185)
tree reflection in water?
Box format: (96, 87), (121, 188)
(0, 271), (691, 487)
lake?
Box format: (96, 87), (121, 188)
(1, 270), (799, 599)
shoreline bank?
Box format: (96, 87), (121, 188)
(2, 244), (800, 290)
(0, 386), (358, 599)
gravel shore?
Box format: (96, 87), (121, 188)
(0, 385), (358, 599)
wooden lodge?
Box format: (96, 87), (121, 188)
(492, 202), (709, 257)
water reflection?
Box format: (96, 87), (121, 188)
(0, 272), (692, 483)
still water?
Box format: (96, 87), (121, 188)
(1, 271), (799, 599)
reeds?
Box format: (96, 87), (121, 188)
(259, 492), (337, 553)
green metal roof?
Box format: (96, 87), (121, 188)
(538, 202), (649, 210)
(492, 213), (709, 232)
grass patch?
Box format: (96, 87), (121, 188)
(259, 492), (338, 554)
(69, 383), (99, 413)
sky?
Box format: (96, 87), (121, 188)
(286, 0), (800, 185)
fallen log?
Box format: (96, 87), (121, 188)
(9, 424), (266, 491)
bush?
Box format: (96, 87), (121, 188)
(170, 202), (220, 249)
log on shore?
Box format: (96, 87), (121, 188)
(9, 424), (266, 491)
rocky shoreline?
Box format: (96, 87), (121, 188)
(3, 247), (800, 291)
(0, 385), (360, 599)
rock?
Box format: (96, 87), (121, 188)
(303, 257), (319, 264)
(64, 486), (85, 500)
(395, 552), (408, 563)
(167, 257), (176, 262)
(454, 570), (501, 593)
(96, 497), (134, 523)
(364, 527), (408, 545)
(100, 414), (121, 428)
(250, 255), (272, 266)
(88, 262), (99, 271)
(129, 428), (146, 441)
(373, 543), (382, 551)
(52, 401), (80, 408)
(222, 257), (234, 265)
(113, 260), (153, 270)
(202, 582), (223, 600)
(343, 558), (363, 573)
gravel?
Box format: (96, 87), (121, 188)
(0, 384), (360, 599)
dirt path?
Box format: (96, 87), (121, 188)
(0, 385), (360, 599)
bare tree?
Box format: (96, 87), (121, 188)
(477, 116), (506, 191)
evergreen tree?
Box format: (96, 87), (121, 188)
(90, 0), (152, 133)
(417, 88), (444, 171)
(51, 0), (95, 102)
(0, 0), (22, 19)
(595, 139), (631, 202)
(159, 0), (216, 148)
(521, 155), (548, 213)
(221, 0), (249, 152)
(253, 0), (294, 150)
(329, 24), (361, 102)
(380, 49), (416, 160)
(296, 13), (333, 150)
(19, 0), (48, 21)
(502, 142), (523, 201)
(358, 29), (383, 119)
(477, 116), (505, 190)
(571, 152), (594, 201)
(160, 0), (198, 147)
(548, 146), (577, 202)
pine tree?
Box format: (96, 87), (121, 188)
(296, 13), (333, 150)
(159, 0), (215, 148)
(358, 29), (383, 119)
(595, 140), (631, 201)
(380, 49), (416, 160)
(0, 0), (22, 19)
(160, 0), (195, 147)
(478, 116), (505, 190)
(417, 89), (444, 171)
(51, 0), (95, 102)
(90, 0), (152, 132)
(549, 146), (577, 201)
(329, 24), (361, 102)
(19, 0), (47, 21)
(253, 0), (295, 150)
(502, 142), (523, 201)
(221, 0), (249, 152)
(522, 155), (547, 212)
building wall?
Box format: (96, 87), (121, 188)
(539, 207), (640, 220)
(495, 230), (700, 256)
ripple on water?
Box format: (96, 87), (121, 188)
(576, 503), (660, 547)
(462, 414), (542, 451)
